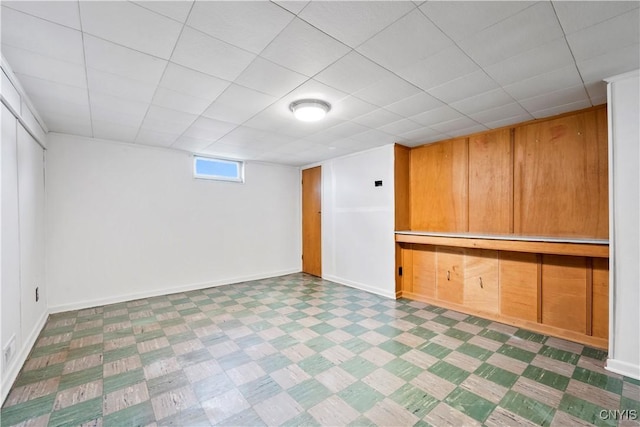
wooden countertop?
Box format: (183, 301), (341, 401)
(395, 231), (609, 258)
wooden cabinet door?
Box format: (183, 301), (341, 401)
(499, 252), (539, 322)
(464, 249), (499, 314)
(412, 245), (437, 299)
(541, 255), (587, 333)
(514, 107), (608, 238)
(592, 258), (609, 339)
(410, 138), (468, 232)
(436, 247), (464, 304)
(468, 130), (513, 234)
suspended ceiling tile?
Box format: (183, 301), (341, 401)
(2, 1), (81, 30)
(458, 2), (564, 67)
(577, 43), (640, 83)
(182, 117), (238, 141)
(260, 18), (350, 77)
(410, 105), (462, 127)
(39, 111), (93, 137)
(315, 51), (393, 95)
(469, 102), (530, 126)
(352, 108), (403, 129)
(384, 92), (443, 118)
(171, 27), (256, 82)
(353, 74), (422, 108)
(450, 88), (515, 116)
(92, 119), (139, 143)
(298, 1), (415, 48)
(136, 128), (182, 148)
(566, 10), (640, 61)
(272, 1), (310, 16)
(330, 96), (379, 121)
(2, 45), (87, 88)
(87, 68), (157, 104)
(357, 9), (453, 72)
(141, 105), (197, 135)
(159, 63), (230, 101)
(430, 116), (480, 135)
(151, 87), (212, 116)
(420, 1), (535, 42)
(553, 0), (640, 34)
(427, 70), (498, 104)
(530, 99), (593, 119)
(378, 118), (424, 136)
(519, 85), (590, 114)
(79, 1), (182, 59)
(132, 1), (194, 23)
(202, 84), (276, 124)
(187, 1), (294, 54)
(483, 113), (534, 130)
(170, 135), (215, 152)
(84, 35), (166, 84)
(235, 57), (308, 98)
(502, 66), (583, 101)
(16, 73), (88, 107)
(2, 6), (84, 64)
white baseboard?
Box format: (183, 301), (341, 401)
(48, 269), (301, 314)
(323, 274), (396, 299)
(1, 309), (49, 405)
(606, 358), (640, 380)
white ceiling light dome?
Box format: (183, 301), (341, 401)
(289, 99), (331, 122)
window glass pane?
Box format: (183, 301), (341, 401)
(194, 156), (243, 182)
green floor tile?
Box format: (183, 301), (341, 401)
(281, 411), (321, 427)
(58, 365), (103, 391)
(539, 345), (580, 365)
(456, 342), (493, 361)
(463, 316), (491, 327)
(103, 369), (144, 395)
(338, 381), (384, 412)
(444, 327), (474, 342)
(372, 313), (395, 324)
(104, 345), (137, 363)
(432, 315), (458, 327)
(102, 401), (155, 427)
(236, 334), (263, 349)
(289, 379), (333, 409)
(139, 347), (174, 365)
(444, 388), (496, 422)
(374, 325), (403, 338)
(571, 366), (623, 394)
(428, 361), (470, 385)
(147, 370), (189, 397)
(402, 314), (427, 326)
(134, 329), (164, 343)
(581, 346), (608, 361)
(379, 339), (412, 356)
(167, 330), (197, 345)
(49, 397), (102, 426)
(514, 329), (547, 343)
(0, 393), (56, 426)
(408, 326), (437, 341)
(497, 344), (536, 363)
(238, 375), (283, 406)
(192, 372), (235, 402)
(257, 353), (292, 373)
(67, 343), (103, 360)
(270, 335), (299, 350)
(30, 342), (69, 358)
(522, 365), (570, 391)
(14, 363), (64, 387)
(341, 356), (378, 379)
(299, 354), (334, 376)
(315, 311), (336, 321)
(384, 358), (423, 381)
(177, 348), (212, 367)
(474, 363), (519, 388)
(558, 394), (615, 427)
(621, 396), (640, 412)
(309, 322), (336, 335)
(306, 336), (336, 353)
(72, 326), (104, 340)
(390, 383), (439, 418)
(343, 324), (369, 336)
(342, 338), (371, 354)
(418, 342), (452, 359)
(280, 322), (305, 333)
(501, 390), (555, 426)
(218, 351), (252, 370)
(478, 329), (510, 343)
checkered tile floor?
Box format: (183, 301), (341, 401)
(2, 273), (639, 426)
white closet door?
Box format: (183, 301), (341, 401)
(17, 124), (46, 340)
(1, 104), (22, 365)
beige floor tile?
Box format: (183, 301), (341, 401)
(506, 336), (543, 353)
(143, 357), (181, 380)
(444, 351), (484, 372)
(202, 388), (251, 424)
(207, 340), (240, 358)
(324, 329), (353, 344)
(550, 410), (595, 426)
(359, 331), (389, 346)
(282, 343), (314, 363)
(13, 413), (51, 427)
(424, 401), (481, 427)
(103, 320), (132, 333)
(512, 376), (565, 408)
(63, 354), (103, 375)
(270, 364), (311, 390)
(431, 334), (464, 350)
(74, 319), (103, 331)
(36, 333), (73, 348)
(103, 355), (142, 377)
(184, 360), (222, 383)
(486, 353), (528, 375)
(309, 395), (360, 425)
(53, 380), (103, 410)
(487, 322), (517, 336)
(360, 347), (396, 367)
(469, 335), (503, 352)
(103, 382), (150, 415)
(395, 332), (426, 348)
(485, 406), (540, 427)
(443, 310), (468, 321)
(362, 368), (406, 396)
(5, 378), (60, 406)
(254, 392), (303, 425)
(401, 349), (438, 369)
(226, 361), (266, 386)
(545, 337), (584, 354)
(316, 366), (358, 393)
(290, 328), (319, 342)
(531, 354), (576, 377)
(24, 352), (67, 371)
(411, 371), (457, 400)
(150, 385), (198, 420)
(104, 336), (136, 351)
(321, 346), (354, 365)
(365, 397), (420, 426)
(460, 374), (509, 404)
(623, 381), (640, 401)
(171, 339), (204, 356)
(137, 337), (170, 354)
(566, 379), (621, 409)
(454, 322), (484, 335)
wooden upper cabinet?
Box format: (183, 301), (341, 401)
(514, 107), (608, 238)
(394, 144), (411, 231)
(410, 138), (468, 232)
(464, 249), (499, 314)
(468, 130), (513, 234)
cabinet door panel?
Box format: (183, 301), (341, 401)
(469, 130), (513, 234)
(410, 138), (468, 231)
(514, 108), (608, 238)
(541, 255), (587, 333)
(499, 252), (539, 322)
(437, 247), (464, 304)
(592, 258), (609, 339)
(412, 245), (436, 298)
(464, 249), (499, 313)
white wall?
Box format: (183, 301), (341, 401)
(606, 70), (640, 380)
(46, 133), (301, 312)
(318, 145), (396, 298)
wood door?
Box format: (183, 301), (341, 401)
(468, 130), (513, 234)
(412, 244), (437, 299)
(541, 255), (587, 333)
(591, 258), (609, 339)
(410, 138), (468, 231)
(464, 249), (499, 314)
(499, 252), (539, 322)
(302, 166), (322, 276)
(436, 247), (465, 304)
(514, 107), (608, 238)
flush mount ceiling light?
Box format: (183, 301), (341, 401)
(289, 99), (331, 122)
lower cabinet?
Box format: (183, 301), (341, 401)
(398, 242), (609, 348)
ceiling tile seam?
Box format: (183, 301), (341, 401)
(127, 0), (190, 26)
(549, 1), (592, 106)
(418, 5), (534, 127)
(77, 0), (94, 139)
(1, 4), (81, 32)
(551, 0), (640, 36)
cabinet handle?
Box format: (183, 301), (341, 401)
(479, 277), (483, 289)
(447, 270), (450, 281)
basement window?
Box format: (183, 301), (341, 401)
(193, 156), (244, 183)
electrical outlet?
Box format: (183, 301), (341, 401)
(35, 286), (39, 302)
(4, 335), (16, 367)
